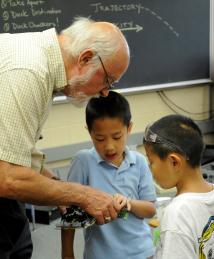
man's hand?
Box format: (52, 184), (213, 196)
(81, 186), (121, 225)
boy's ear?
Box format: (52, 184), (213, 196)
(168, 153), (183, 170)
(78, 49), (94, 67)
(127, 122), (133, 134)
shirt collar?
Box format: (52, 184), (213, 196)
(92, 146), (136, 166)
(42, 28), (67, 91)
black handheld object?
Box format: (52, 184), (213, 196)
(56, 205), (96, 229)
(56, 204), (129, 230)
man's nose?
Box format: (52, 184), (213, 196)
(99, 88), (109, 97)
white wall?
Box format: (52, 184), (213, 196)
(37, 85), (210, 150)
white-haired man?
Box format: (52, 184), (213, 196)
(0, 17), (130, 258)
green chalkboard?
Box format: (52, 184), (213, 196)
(0, 0), (212, 92)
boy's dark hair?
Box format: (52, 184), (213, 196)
(143, 114), (204, 168)
(86, 91), (131, 132)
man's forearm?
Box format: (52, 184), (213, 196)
(0, 160), (86, 206)
(0, 160), (121, 224)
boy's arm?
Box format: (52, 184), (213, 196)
(129, 199), (156, 218)
(61, 228), (75, 259)
(131, 154), (157, 219)
(113, 194), (156, 219)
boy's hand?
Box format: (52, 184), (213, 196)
(113, 193), (131, 211)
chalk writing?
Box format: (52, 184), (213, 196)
(1, 0), (62, 32)
(10, 21), (56, 31)
(10, 10), (29, 19)
(31, 7), (61, 16)
(1, 0), (25, 8)
(27, 0), (45, 7)
(90, 2), (179, 37)
(2, 10), (9, 20)
(115, 21), (143, 33)
(3, 23), (10, 31)
(91, 3), (143, 13)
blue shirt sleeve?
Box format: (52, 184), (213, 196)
(67, 153), (88, 185)
(138, 154), (156, 202)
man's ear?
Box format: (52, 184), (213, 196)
(78, 49), (94, 67)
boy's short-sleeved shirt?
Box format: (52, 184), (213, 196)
(68, 147), (156, 259)
(155, 189), (214, 259)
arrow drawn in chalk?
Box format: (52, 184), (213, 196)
(120, 24), (143, 33)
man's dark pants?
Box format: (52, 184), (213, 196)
(0, 198), (33, 259)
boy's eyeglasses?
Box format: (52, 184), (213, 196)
(98, 55), (114, 90)
(144, 125), (189, 160)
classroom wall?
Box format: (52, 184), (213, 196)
(36, 85), (210, 151)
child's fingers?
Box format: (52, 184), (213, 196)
(113, 193), (128, 209)
(126, 199), (131, 211)
(113, 194), (124, 204)
(119, 198), (127, 208)
(114, 196), (125, 207)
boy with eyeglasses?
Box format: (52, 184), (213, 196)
(143, 114), (214, 259)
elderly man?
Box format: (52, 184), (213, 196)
(0, 17), (130, 258)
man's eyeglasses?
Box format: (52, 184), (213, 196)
(98, 55), (114, 90)
(144, 124), (189, 160)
